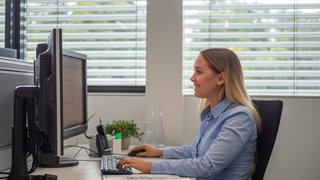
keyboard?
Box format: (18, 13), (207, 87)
(101, 155), (133, 175)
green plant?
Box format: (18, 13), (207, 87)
(104, 119), (143, 140)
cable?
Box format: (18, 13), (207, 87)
(27, 129), (43, 174)
(72, 147), (83, 159)
(84, 114), (98, 139)
(0, 176), (9, 179)
(84, 132), (92, 139)
(0, 172), (9, 175)
(65, 145), (97, 155)
(64, 145), (99, 158)
(87, 113), (97, 123)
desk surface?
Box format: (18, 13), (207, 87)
(32, 145), (186, 180)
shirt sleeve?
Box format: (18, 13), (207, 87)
(151, 110), (256, 178)
(163, 145), (193, 159)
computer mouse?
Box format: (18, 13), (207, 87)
(127, 149), (146, 157)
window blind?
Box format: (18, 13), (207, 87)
(0, 1), (4, 47)
(25, 0), (146, 87)
(183, 0), (320, 96)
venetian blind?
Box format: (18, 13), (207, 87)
(25, 0), (146, 87)
(0, 1), (4, 47)
(183, 0), (320, 96)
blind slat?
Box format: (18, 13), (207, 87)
(185, 22), (319, 29)
(27, 5), (146, 12)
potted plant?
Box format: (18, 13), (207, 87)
(104, 119), (143, 149)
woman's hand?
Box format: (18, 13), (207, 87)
(117, 157), (152, 174)
(130, 144), (163, 157)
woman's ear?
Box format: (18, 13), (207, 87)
(217, 72), (225, 85)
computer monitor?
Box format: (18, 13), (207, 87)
(9, 28), (88, 179)
(34, 28), (88, 167)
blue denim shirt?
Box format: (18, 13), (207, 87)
(151, 99), (257, 180)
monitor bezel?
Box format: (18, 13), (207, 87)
(54, 28), (63, 156)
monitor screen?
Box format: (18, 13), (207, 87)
(62, 50), (87, 140)
(34, 28), (87, 167)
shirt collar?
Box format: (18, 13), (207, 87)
(210, 98), (232, 119)
(200, 98), (232, 121)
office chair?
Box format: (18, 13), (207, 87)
(251, 100), (283, 180)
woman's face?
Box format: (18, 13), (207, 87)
(190, 54), (224, 99)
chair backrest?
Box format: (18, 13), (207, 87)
(251, 100), (283, 180)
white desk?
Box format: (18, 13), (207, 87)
(32, 145), (186, 180)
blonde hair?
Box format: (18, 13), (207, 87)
(198, 48), (262, 132)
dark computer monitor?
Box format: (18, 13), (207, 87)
(34, 28), (87, 167)
(9, 28), (88, 179)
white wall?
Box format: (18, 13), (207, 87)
(145, 0), (184, 146)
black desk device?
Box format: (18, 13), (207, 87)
(128, 149), (146, 157)
(96, 125), (111, 156)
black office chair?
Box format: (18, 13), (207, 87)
(251, 100), (283, 180)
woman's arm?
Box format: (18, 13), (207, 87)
(129, 143), (194, 159)
(162, 145), (193, 159)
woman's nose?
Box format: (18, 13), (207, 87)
(190, 73), (195, 82)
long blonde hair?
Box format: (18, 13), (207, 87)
(198, 48), (262, 132)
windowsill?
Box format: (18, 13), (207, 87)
(88, 92), (145, 96)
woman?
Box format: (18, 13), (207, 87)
(117, 48), (261, 179)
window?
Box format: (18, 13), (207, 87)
(183, 0), (320, 96)
(24, 0), (146, 91)
(0, 1), (4, 47)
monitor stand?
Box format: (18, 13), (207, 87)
(8, 86), (57, 180)
(39, 154), (79, 167)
